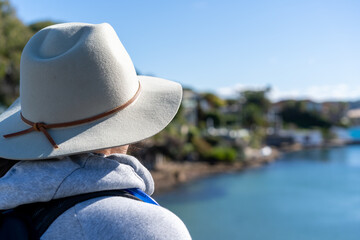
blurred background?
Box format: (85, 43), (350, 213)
(1, 0), (360, 239)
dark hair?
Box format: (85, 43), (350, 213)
(0, 158), (19, 177)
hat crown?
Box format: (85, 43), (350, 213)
(20, 23), (139, 124)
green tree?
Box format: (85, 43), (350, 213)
(28, 21), (56, 33)
(0, 1), (57, 107)
(0, 0), (33, 106)
(202, 93), (225, 108)
(239, 88), (271, 128)
(279, 101), (332, 129)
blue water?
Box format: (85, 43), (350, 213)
(156, 146), (360, 240)
(349, 127), (360, 140)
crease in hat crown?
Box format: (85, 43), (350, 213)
(20, 22), (139, 124)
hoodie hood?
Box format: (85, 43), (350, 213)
(0, 153), (154, 210)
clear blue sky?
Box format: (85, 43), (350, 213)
(10, 0), (360, 101)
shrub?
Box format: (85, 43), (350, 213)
(207, 147), (237, 164)
(192, 136), (213, 159)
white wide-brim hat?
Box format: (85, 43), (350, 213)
(0, 23), (182, 160)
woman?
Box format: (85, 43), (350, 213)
(0, 22), (191, 239)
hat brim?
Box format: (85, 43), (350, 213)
(0, 76), (182, 160)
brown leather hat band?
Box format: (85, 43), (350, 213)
(3, 82), (142, 149)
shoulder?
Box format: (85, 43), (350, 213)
(42, 196), (191, 240)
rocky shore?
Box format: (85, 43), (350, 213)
(151, 147), (280, 195)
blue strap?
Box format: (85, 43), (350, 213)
(124, 188), (159, 206)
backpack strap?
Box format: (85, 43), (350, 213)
(0, 209), (38, 240)
(124, 188), (159, 206)
(15, 189), (147, 238)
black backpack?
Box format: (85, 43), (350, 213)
(0, 189), (145, 240)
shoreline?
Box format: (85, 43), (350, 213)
(151, 141), (355, 195)
(152, 147), (280, 195)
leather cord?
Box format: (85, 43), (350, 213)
(3, 82), (142, 149)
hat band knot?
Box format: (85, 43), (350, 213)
(33, 122), (45, 132)
(3, 81), (142, 150)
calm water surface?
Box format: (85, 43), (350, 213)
(156, 145), (360, 240)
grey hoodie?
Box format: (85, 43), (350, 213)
(0, 153), (191, 240)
